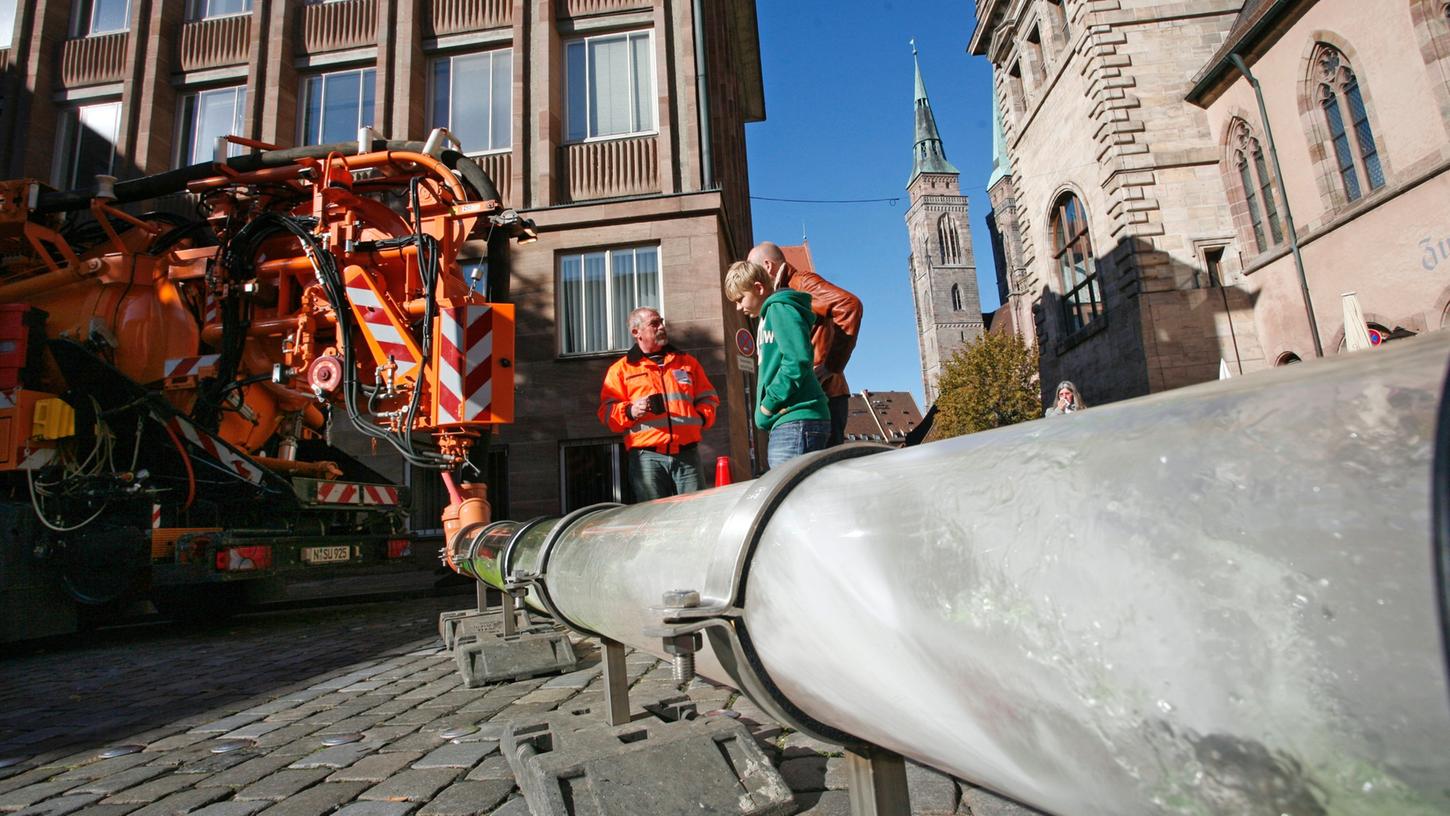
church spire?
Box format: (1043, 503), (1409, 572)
(910, 42), (958, 184)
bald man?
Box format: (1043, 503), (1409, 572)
(745, 241), (863, 447)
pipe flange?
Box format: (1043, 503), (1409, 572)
(531, 502), (621, 639)
(499, 515), (551, 584)
(459, 519), (518, 582)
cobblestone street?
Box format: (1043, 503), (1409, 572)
(0, 592), (1032, 816)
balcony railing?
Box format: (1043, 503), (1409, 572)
(60, 32), (128, 88)
(301, 0), (377, 54)
(428, 0), (511, 37)
(559, 136), (658, 203)
(179, 15), (251, 72)
(562, 0), (652, 17)
(473, 151), (512, 207)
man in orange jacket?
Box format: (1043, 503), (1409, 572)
(598, 307), (720, 501)
(746, 241), (864, 447)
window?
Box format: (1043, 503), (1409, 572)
(301, 68), (376, 146)
(1312, 44), (1383, 203)
(407, 446), (507, 533)
(1006, 61), (1026, 112)
(0, 0), (16, 50)
(57, 101), (120, 190)
(559, 245), (660, 355)
(431, 50), (512, 154)
(1229, 119), (1283, 253)
(1050, 192), (1102, 334)
(1046, 0), (1069, 46)
(1203, 247), (1225, 288)
(1024, 26), (1044, 86)
(565, 30), (656, 142)
(937, 214), (962, 264)
(950, 284), (963, 312)
(177, 86), (246, 166)
(187, 0), (249, 19)
(73, 0), (128, 36)
(560, 439), (631, 511)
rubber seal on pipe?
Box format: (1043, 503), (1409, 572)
(707, 443), (891, 748)
(499, 516), (551, 584)
(532, 503), (621, 639)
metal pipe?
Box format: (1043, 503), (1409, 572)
(451, 335), (1450, 815)
(1229, 53), (1323, 358)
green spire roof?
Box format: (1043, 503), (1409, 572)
(910, 45), (958, 185)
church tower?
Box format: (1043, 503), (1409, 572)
(905, 46), (982, 404)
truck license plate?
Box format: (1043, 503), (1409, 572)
(302, 545), (352, 564)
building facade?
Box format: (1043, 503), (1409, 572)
(905, 50), (983, 405)
(971, 0), (1264, 407)
(842, 390), (922, 446)
(0, 0), (764, 522)
(1187, 0), (1450, 363)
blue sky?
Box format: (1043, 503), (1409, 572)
(745, 2), (997, 409)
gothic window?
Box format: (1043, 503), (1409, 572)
(1311, 44), (1384, 203)
(1050, 192), (1102, 334)
(1045, 0), (1069, 47)
(1229, 118), (1284, 253)
(951, 284), (963, 311)
(937, 214), (962, 264)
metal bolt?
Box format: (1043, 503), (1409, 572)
(672, 651), (696, 684)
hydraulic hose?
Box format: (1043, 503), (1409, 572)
(448, 334), (1450, 816)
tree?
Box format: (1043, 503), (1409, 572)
(933, 331), (1040, 438)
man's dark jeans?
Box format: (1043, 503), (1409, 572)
(767, 419), (830, 469)
(628, 446), (702, 502)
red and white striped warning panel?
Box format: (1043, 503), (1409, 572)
(166, 416), (265, 484)
(203, 292), (219, 327)
(152, 503), (162, 529)
(163, 354), (220, 380)
(344, 266), (422, 376)
(314, 481), (399, 506)
(435, 304), (513, 425)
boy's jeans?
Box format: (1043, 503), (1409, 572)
(767, 419), (830, 469)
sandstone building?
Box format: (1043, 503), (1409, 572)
(905, 49), (983, 405)
(0, 0), (764, 523)
(973, 0), (1450, 408)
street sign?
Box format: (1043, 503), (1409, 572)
(736, 356), (756, 374)
(735, 328), (756, 358)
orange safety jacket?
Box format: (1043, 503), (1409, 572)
(598, 344), (719, 453)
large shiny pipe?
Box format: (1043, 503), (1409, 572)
(450, 335), (1450, 816)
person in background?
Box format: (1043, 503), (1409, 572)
(725, 261), (831, 469)
(745, 241), (862, 447)
(1044, 380), (1087, 417)
(598, 307), (719, 501)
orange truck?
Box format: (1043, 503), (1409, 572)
(0, 133), (527, 641)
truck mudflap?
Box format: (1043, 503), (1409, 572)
(150, 529), (415, 587)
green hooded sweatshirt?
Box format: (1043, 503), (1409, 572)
(755, 288), (830, 431)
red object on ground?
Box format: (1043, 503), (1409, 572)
(715, 456), (732, 487)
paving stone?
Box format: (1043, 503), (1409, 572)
(51, 752), (156, 782)
(188, 802), (271, 816)
(374, 733), (445, 754)
(100, 772), (202, 804)
(0, 768), (62, 797)
(326, 752), (422, 784)
(219, 722), (289, 742)
(359, 768), (461, 802)
(333, 804), (416, 816)
(10, 792), (103, 815)
(792, 790), (850, 816)
(170, 749), (260, 774)
(411, 742), (495, 770)
(253, 781), (367, 816)
(141, 733), (212, 753)
(68, 804), (140, 816)
(462, 757), (514, 783)
(123, 787), (231, 816)
(357, 727), (416, 747)
(66, 764), (172, 795)
(960, 785), (1047, 816)
(484, 797), (528, 816)
(192, 713), (268, 735)
(539, 668), (600, 690)
(415, 780), (514, 816)
(250, 724), (324, 750)
(287, 743), (376, 770)
(195, 755), (297, 789)
(906, 761), (959, 814)
(234, 769), (331, 802)
(780, 732), (842, 757)
(0, 780), (76, 810)
(778, 756), (849, 792)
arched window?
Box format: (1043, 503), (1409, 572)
(1050, 192), (1102, 334)
(1230, 119), (1284, 253)
(950, 284), (963, 311)
(1312, 44), (1384, 203)
(937, 214), (961, 265)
